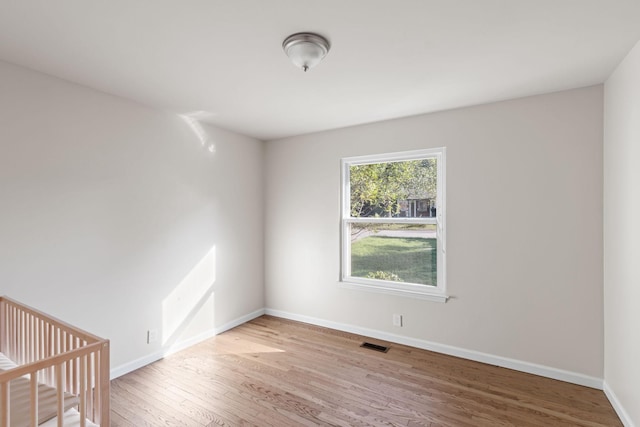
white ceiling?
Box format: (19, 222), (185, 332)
(1, 1), (639, 141)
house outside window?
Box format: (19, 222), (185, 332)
(340, 148), (447, 302)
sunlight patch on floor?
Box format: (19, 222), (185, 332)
(212, 334), (284, 355)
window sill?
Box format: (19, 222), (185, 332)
(338, 280), (449, 302)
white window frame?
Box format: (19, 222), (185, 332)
(340, 148), (447, 302)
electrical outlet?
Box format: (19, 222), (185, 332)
(392, 314), (403, 327)
(147, 329), (158, 344)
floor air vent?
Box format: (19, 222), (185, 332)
(360, 342), (389, 353)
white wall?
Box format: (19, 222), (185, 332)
(265, 86), (604, 380)
(604, 40), (640, 426)
(0, 60), (265, 374)
(0, 55), (612, 395)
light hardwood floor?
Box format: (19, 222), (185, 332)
(111, 316), (621, 426)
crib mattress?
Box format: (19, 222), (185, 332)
(40, 408), (98, 427)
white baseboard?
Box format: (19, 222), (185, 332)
(110, 308), (265, 379)
(111, 307), (606, 393)
(110, 349), (165, 380)
(264, 308), (604, 390)
(604, 381), (636, 427)
(214, 308), (266, 336)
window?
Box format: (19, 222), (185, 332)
(340, 148), (447, 301)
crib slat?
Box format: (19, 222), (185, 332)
(1, 380), (9, 427)
(56, 363), (64, 427)
(80, 355), (87, 427)
(87, 352), (94, 418)
(21, 310), (26, 364)
(53, 325), (59, 387)
(99, 341), (110, 426)
(71, 337), (76, 395)
(31, 313), (35, 363)
(0, 302), (5, 355)
(31, 315), (35, 364)
(25, 312), (29, 363)
(39, 319), (45, 383)
(19, 308), (22, 362)
(48, 323), (54, 385)
(95, 349), (101, 423)
(14, 308), (18, 363)
(0, 300), (4, 353)
(65, 331), (71, 394)
(11, 305), (15, 360)
(27, 312), (32, 362)
(13, 306), (18, 361)
(30, 372), (39, 427)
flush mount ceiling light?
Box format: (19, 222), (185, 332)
(282, 32), (330, 72)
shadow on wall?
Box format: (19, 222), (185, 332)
(162, 246), (216, 351)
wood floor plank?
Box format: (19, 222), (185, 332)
(111, 315), (622, 426)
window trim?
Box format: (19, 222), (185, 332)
(340, 148), (447, 302)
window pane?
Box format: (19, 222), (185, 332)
(350, 159), (437, 218)
(350, 223), (437, 286)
